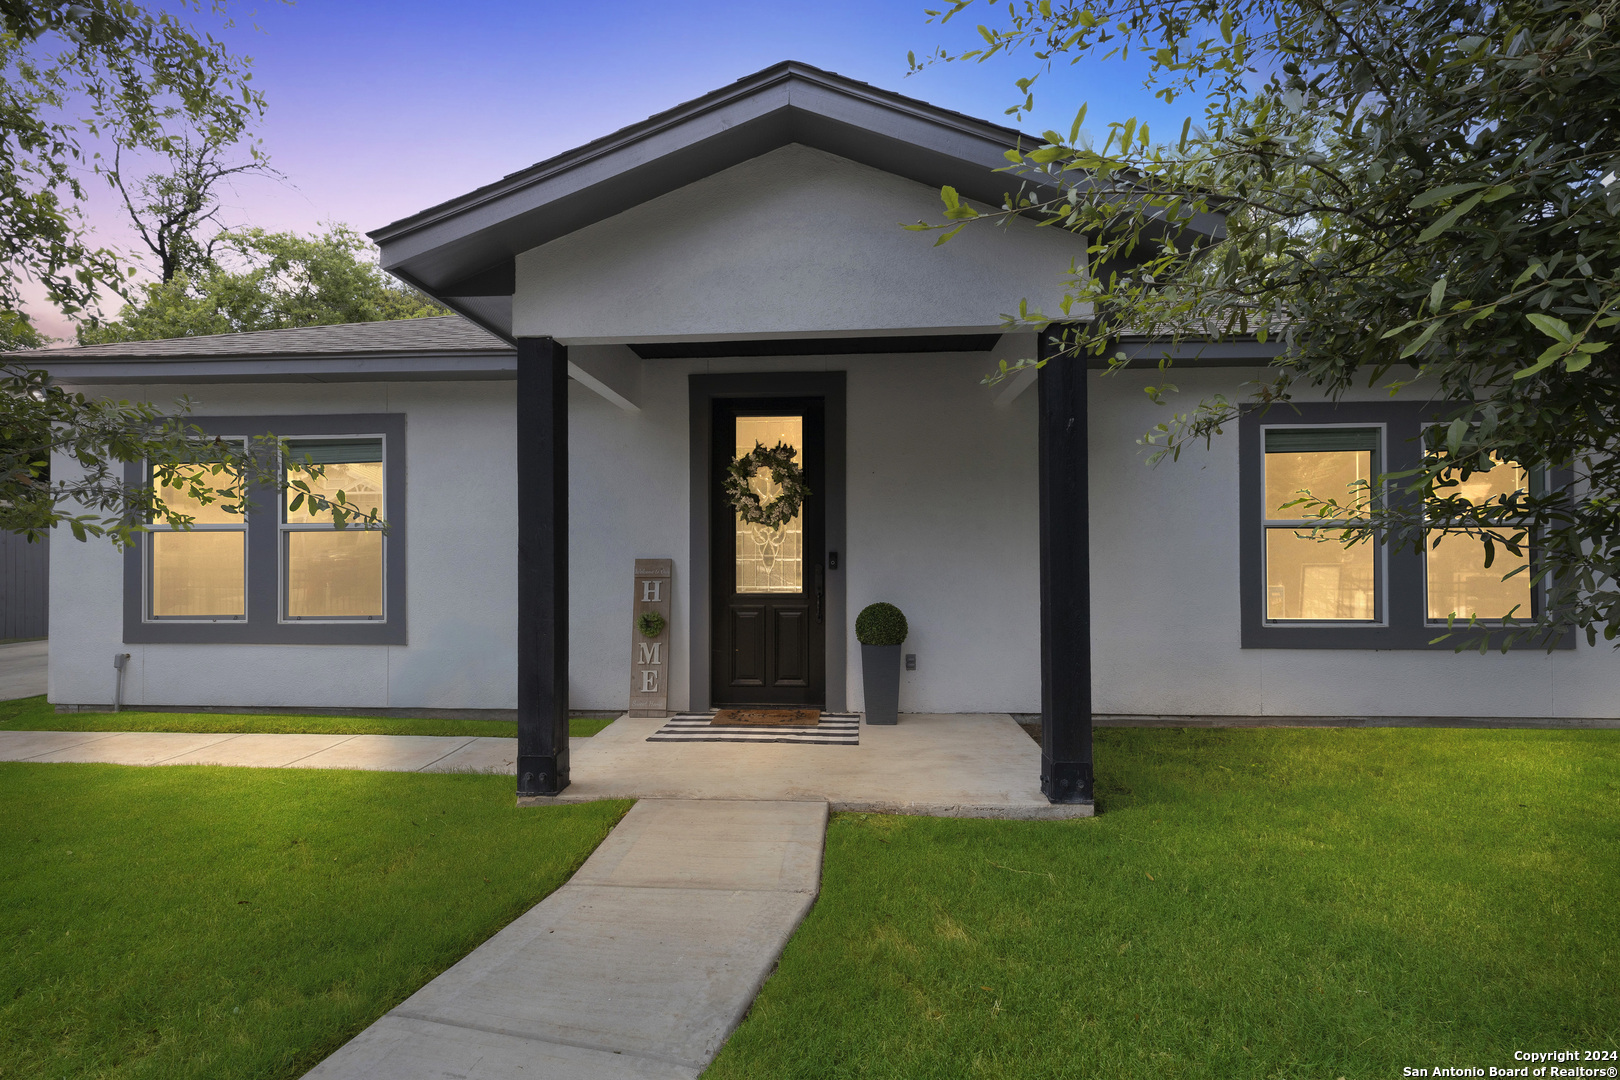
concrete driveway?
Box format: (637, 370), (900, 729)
(0, 639), (46, 701)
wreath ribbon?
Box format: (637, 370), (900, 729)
(724, 441), (810, 528)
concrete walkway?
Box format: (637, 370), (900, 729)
(0, 729), (534, 773)
(304, 798), (828, 1080)
(0, 639), (46, 701)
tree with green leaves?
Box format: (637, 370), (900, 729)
(916, 0), (1619, 648)
(1, 0), (265, 325)
(78, 225), (452, 344)
(0, 2), (382, 543)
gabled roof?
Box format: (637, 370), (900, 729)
(7, 316), (515, 384)
(369, 61), (1061, 340)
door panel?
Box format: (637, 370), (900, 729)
(773, 607), (809, 685)
(730, 606), (765, 686)
(711, 398), (826, 707)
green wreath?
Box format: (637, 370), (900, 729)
(724, 441), (810, 528)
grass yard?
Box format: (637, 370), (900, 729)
(708, 726), (1620, 1080)
(0, 763), (630, 1079)
(0, 694), (617, 738)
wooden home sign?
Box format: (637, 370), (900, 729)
(629, 559), (672, 717)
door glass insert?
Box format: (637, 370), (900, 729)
(734, 415), (804, 594)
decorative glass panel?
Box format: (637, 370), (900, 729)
(286, 530), (384, 617)
(285, 439), (384, 523)
(1265, 529), (1376, 620)
(1425, 536), (1531, 621)
(155, 463), (243, 524)
(734, 415), (804, 595)
(150, 531), (245, 618)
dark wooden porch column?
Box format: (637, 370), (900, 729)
(1037, 325), (1095, 804)
(516, 337), (569, 796)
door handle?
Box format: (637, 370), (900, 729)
(815, 565), (825, 623)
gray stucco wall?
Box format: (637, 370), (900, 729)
(44, 358), (1620, 719)
(513, 144), (1091, 344)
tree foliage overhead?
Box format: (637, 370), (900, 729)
(1, 364), (382, 545)
(77, 224), (453, 345)
(0, 0), (264, 322)
(918, 0), (1619, 647)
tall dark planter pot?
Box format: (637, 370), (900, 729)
(860, 643), (902, 725)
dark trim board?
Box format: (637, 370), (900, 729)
(121, 414), (408, 646)
(689, 372), (846, 713)
(633, 335), (998, 360)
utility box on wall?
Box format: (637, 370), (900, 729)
(629, 559), (672, 717)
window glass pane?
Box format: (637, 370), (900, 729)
(1265, 442), (1376, 518)
(1265, 528), (1377, 620)
(1437, 453), (1527, 506)
(286, 440), (384, 523)
(150, 531), (245, 618)
(287, 530), (383, 617)
(734, 415), (804, 595)
(1426, 534), (1532, 621)
(155, 463), (243, 525)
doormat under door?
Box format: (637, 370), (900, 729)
(711, 708), (819, 727)
(647, 713), (861, 745)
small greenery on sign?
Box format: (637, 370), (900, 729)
(855, 602), (908, 647)
(637, 611), (666, 639)
(724, 442), (810, 529)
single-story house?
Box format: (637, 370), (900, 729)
(24, 62), (1619, 806)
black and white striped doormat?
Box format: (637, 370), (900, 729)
(647, 713), (861, 745)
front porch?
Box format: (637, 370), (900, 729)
(523, 712), (1093, 819)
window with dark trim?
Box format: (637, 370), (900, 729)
(123, 414), (407, 646)
(1239, 402), (1570, 650)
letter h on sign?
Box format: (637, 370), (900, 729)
(629, 559), (672, 717)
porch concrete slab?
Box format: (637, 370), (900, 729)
(418, 736), (520, 774)
(287, 734), (476, 772)
(533, 713), (1092, 819)
(22, 730), (244, 766)
(0, 729), (122, 761)
(0, 639), (47, 701)
(161, 733), (358, 768)
(305, 799), (826, 1080)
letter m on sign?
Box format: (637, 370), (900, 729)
(637, 642), (663, 666)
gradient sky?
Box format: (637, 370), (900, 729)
(31, 0), (1198, 341)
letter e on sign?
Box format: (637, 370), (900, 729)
(641, 669), (660, 693)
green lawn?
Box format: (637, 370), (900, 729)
(0, 763), (630, 1079)
(708, 727), (1620, 1079)
(0, 695), (616, 738)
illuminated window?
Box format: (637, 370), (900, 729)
(148, 458), (247, 620)
(1425, 452), (1534, 623)
(283, 439), (385, 620)
(1262, 428), (1380, 622)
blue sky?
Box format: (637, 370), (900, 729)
(35, 0), (1198, 339)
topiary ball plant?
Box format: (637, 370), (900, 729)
(855, 602), (908, 647)
(637, 611), (666, 639)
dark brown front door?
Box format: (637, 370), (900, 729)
(710, 398), (826, 707)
